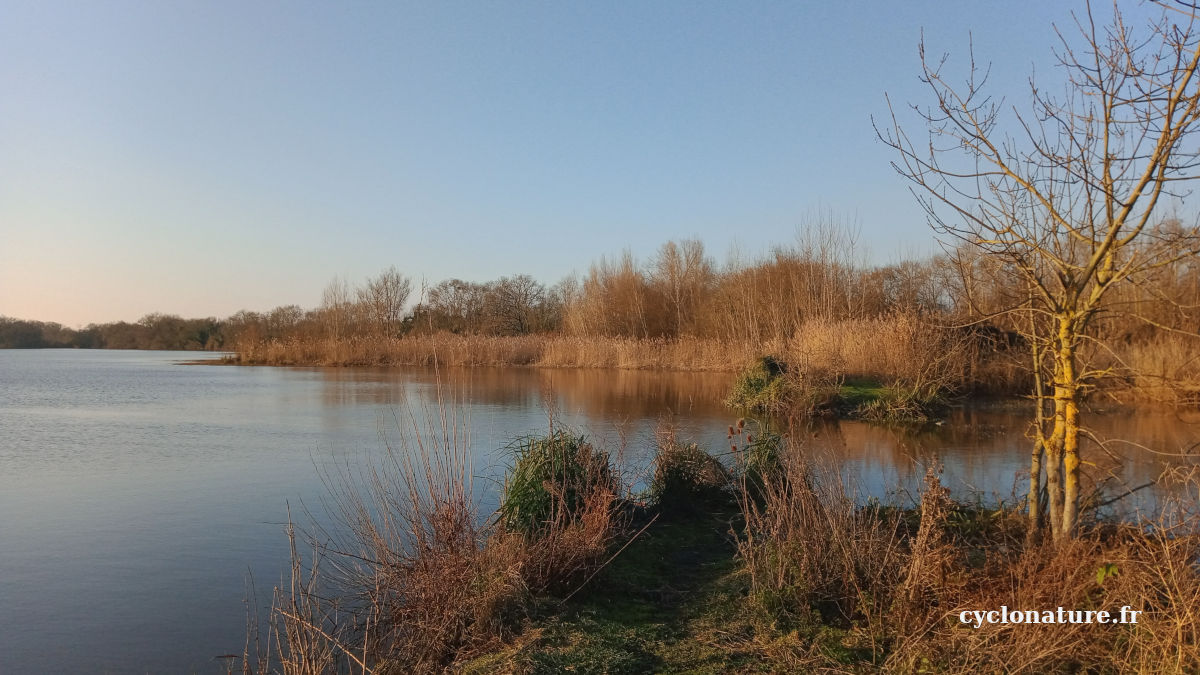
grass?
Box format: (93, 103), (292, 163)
(649, 423), (732, 513)
(458, 505), (758, 675)
(725, 357), (948, 423)
(499, 431), (614, 536)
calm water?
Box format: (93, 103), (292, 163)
(1, 350), (1197, 673)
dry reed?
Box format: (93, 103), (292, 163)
(734, 428), (1200, 672)
(247, 395), (630, 674)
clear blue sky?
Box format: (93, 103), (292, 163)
(0, 1), (1172, 325)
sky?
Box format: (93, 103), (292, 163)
(0, 1), (1178, 326)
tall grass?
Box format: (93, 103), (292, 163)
(231, 313), (1030, 398)
(733, 427), (1200, 672)
(246, 397), (629, 674)
(497, 429), (625, 594)
(649, 421), (732, 511)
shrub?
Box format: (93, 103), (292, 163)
(650, 424), (731, 511)
(499, 430), (615, 536)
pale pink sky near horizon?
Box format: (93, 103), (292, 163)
(3, 1), (1179, 327)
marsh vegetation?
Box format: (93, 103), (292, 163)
(243, 412), (1200, 674)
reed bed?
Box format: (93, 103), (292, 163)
(234, 333), (752, 371)
(231, 314), (1016, 393)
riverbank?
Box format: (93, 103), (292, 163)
(226, 332), (1200, 417)
(249, 422), (1200, 674)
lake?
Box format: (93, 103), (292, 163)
(1, 349), (1196, 673)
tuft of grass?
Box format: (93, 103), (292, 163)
(843, 379), (946, 423)
(499, 430), (615, 536)
(725, 359), (949, 423)
(724, 356), (795, 412)
(650, 423), (731, 512)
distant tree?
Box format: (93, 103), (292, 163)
(320, 276), (355, 340)
(357, 267), (412, 338)
(486, 275), (545, 335)
(651, 239), (712, 336)
(0, 317), (48, 348)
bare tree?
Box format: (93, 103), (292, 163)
(651, 239), (713, 336)
(879, 2), (1200, 539)
(320, 276), (355, 340)
(486, 274), (545, 335)
(358, 267), (412, 338)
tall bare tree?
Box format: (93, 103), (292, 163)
(321, 276), (355, 340)
(358, 267), (412, 338)
(651, 239), (712, 336)
(879, 3), (1200, 539)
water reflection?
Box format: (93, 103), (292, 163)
(2, 352), (1197, 673)
(307, 365), (1199, 516)
(313, 365), (734, 416)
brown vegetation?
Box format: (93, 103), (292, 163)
(244, 400), (627, 675)
(244, 410), (1200, 674)
(735, 428), (1200, 672)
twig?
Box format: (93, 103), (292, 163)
(560, 513), (660, 604)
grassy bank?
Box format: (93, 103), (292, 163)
(243, 417), (1200, 674)
(725, 357), (949, 423)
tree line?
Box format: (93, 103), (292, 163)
(7, 231), (1198, 365)
(0, 313), (223, 350)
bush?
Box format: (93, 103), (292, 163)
(499, 431), (615, 536)
(650, 424), (731, 511)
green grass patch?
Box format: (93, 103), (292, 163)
(461, 503), (770, 674)
(725, 359), (947, 423)
(724, 356), (794, 413)
(499, 430), (614, 536)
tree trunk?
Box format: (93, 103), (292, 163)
(1053, 327), (1079, 541)
(1028, 439), (1043, 525)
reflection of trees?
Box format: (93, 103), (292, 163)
(314, 366), (734, 417)
(310, 366), (1195, 509)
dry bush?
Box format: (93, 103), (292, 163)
(317, 401), (526, 674)
(248, 401), (633, 674)
(734, 437), (909, 658)
(496, 428), (628, 595)
(737, 430), (1200, 673)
